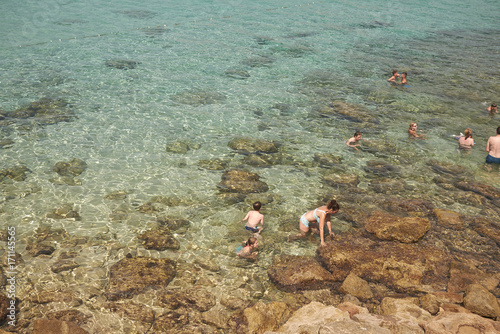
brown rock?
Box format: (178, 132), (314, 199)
(0, 294), (8, 323)
(137, 227), (180, 250)
(52, 159), (87, 177)
(106, 301), (155, 323)
(323, 173), (359, 188)
(454, 180), (500, 200)
(46, 309), (90, 325)
(339, 273), (374, 301)
(352, 313), (424, 334)
(464, 284), (500, 319)
(32, 319), (88, 334)
(421, 293), (440, 315)
(227, 137), (279, 154)
(158, 288), (216, 312)
(26, 242), (56, 257)
(106, 257), (176, 301)
(380, 297), (432, 323)
(317, 234), (451, 293)
(243, 301), (291, 334)
(51, 259), (80, 273)
(431, 291), (464, 304)
(201, 306), (230, 329)
(447, 261), (500, 293)
(365, 210), (430, 243)
(150, 310), (189, 333)
(469, 216), (500, 246)
(267, 255), (336, 292)
(422, 310), (500, 334)
(218, 169), (269, 194)
(433, 208), (465, 230)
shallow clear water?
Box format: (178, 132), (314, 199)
(1, 0), (500, 330)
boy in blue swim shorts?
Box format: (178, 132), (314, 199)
(485, 126), (500, 164)
(239, 201), (264, 234)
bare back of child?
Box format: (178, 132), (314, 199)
(239, 201), (264, 234)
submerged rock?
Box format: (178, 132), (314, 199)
(26, 241), (56, 257)
(170, 89), (226, 106)
(46, 309), (90, 325)
(104, 190), (129, 200)
(137, 227), (180, 250)
(267, 255), (337, 292)
(45, 203), (81, 220)
(454, 180), (500, 200)
(106, 301), (155, 323)
(316, 101), (377, 124)
(363, 160), (401, 177)
(224, 68), (250, 79)
(323, 173), (360, 189)
(241, 55), (274, 67)
(313, 153), (343, 167)
(158, 287), (216, 312)
(243, 301), (292, 334)
(53, 158), (88, 177)
(198, 158), (228, 170)
(32, 319), (88, 334)
(49, 176), (82, 186)
(9, 97), (73, 125)
(106, 256), (176, 301)
(105, 59), (139, 69)
(0, 139), (14, 149)
(156, 216), (190, 232)
(0, 165), (30, 182)
(364, 210), (431, 243)
(165, 140), (200, 153)
(228, 137), (279, 154)
(218, 169), (269, 194)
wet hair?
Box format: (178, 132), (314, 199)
(253, 201), (261, 211)
(354, 131), (362, 137)
(464, 128), (472, 139)
(497, 126), (500, 135)
(326, 199), (339, 211)
(492, 103), (497, 108)
(401, 72), (407, 76)
(392, 70), (398, 75)
(245, 237), (257, 247)
(409, 122), (417, 129)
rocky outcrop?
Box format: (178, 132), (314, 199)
(218, 169), (269, 194)
(267, 255), (337, 292)
(243, 301), (291, 334)
(364, 210), (430, 243)
(463, 284), (500, 319)
(317, 234), (451, 293)
(106, 256), (176, 301)
(422, 308), (500, 333)
(433, 208), (465, 230)
(338, 273), (373, 301)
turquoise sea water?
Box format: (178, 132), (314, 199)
(1, 0), (500, 331)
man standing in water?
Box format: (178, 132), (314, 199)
(485, 126), (500, 164)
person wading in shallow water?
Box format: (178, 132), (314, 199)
(485, 126), (500, 164)
(290, 199), (339, 247)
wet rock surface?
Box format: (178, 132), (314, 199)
(364, 210), (431, 243)
(0, 165), (30, 182)
(228, 137), (279, 154)
(106, 256), (176, 301)
(267, 255), (337, 292)
(137, 226), (180, 250)
(217, 169), (269, 194)
(52, 158), (88, 177)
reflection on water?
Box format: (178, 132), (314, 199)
(1, 0), (500, 331)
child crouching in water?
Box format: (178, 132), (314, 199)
(239, 201), (264, 234)
(237, 237), (258, 260)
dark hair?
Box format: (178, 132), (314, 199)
(354, 131), (362, 137)
(492, 103), (497, 108)
(245, 237), (257, 247)
(326, 199), (339, 211)
(253, 201), (261, 211)
(402, 72), (407, 76)
(392, 70), (398, 75)
(497, 126), (500, 135)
